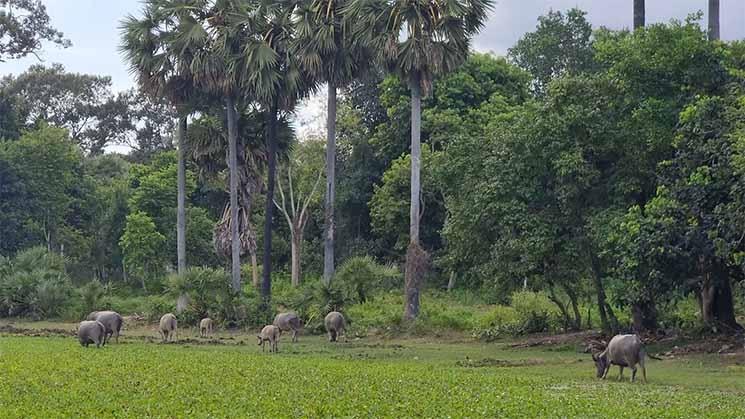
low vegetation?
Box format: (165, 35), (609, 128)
(1, 335), (744, 418)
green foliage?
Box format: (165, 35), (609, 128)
(165, 267), (234, 326)
(334, 256), (401, 303)
(120, 211), (166, 289)
(0, 0), (70, 61)
(0, 246), (72, 318)
(509, 8), (596, 94)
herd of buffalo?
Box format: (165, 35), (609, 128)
(77, 310), (653, 382)
(77, 310), (347, 353)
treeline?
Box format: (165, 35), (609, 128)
(1, 2), (744, 335)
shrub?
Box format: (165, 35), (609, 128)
(334, 256), (401, 303)
(79, 280), (106, 315)
(0, 247), (73, 319)
(164, 267), (232, 325)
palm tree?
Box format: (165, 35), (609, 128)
(347, 0), (493, 321)
(633, 0), (645, 29)
(294, 0), (371, 285)
(235, 0), (315, 302)
(120, 0), (199, 280)
(708, 0), (720, 41)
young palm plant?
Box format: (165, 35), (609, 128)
(294, 0), (372, 285)
(346, 0), (493, 320)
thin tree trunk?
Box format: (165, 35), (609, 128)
(323, 82), (337, 285)
(447, 271), (456, 291)
(251, 251), (259, 288)
(633, 0), (645, 29)
(562, 283), (581, 331)
(403, 75), (426, 322)
(708, 0), (720, 41)
(290, 227), (302, 287)
(547, 284), (570, 332)
(226, 97), (241, 293)
(176, 116), (187, 276)
(262, 105), (279, 303)
(589, 252), (618, 334)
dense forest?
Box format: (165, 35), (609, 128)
(1, 0), (743, 337)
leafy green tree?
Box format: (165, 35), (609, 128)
(0, 125), (83, 254)
(0, 0), (70, 62)
(120, 211), (166, 292)
(508, 8), (595, 95)
(0, 64), (131, 153)
(348, 0), (493, 320)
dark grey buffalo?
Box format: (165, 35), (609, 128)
(324, 311), (346, 343)
(273, 312), (303, 343)
(257, 325), (280, 353)
(593, 334), (648, 383)
(86, 310), (123, 344)
(78, 320), (106, 348)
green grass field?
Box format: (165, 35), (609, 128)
(1, 329), (744, 418)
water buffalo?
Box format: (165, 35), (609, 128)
(78, 320), (106, 348)
(593, 334), (649, 383)
(86, 310), (123, 344)
(257, 325), (280, 353)
(273, 312), (303, 342)
(159, 313), (177, 342)
(199, 318), (214, 338)
(324, 311), (346, 343)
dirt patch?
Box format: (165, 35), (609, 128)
(509, 331), (603, 349)
(0, 324), (74, 337)
(456, 357), (545, 368)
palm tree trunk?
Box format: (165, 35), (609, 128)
(708, 0), (720, 41)
(323, 82), (337, 285)
(404, 76), (426, 322)
(633, 0), (645, 29)
(251, 251), (259, 287)
(226, 96), (241, 293)
(262, 105), (279, 302)
(176, 115), (187, 275)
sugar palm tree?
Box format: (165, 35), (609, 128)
(347, 0), (493, 320)
(120, 0), (200, 279)
(633, 0), (645, 29)
(232, 0), (315, 302)
(294, 0), (371, 285)
(708, 0), (719, 41)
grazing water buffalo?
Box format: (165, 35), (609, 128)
(257, 325), (280, 353)
(324, 311), (346, 343)
(593, 334), (649, 383)
(273, 312), (303, 342)
(199, 318), (214, 338)
(86, 311), (123, 344)
(159, 313), (177, 342)
(78, 320), (106, 348)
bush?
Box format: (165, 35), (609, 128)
(334, 256), (401, 303)
(164, 267), (232, 326)
(0, 247), (73, 319)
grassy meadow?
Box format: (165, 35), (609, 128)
(1, 325), (744, 418)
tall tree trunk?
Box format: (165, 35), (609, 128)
(708, 0), (720, 40)
(699, 258), (742, 332)
(562, 283), (581, 331)
(251, 251), (259, 288)
(176, 116), (187, 275)
(447, 271), (456, 291)
(589, 252), (619, 334)
(290, 226), (302, 287)
(403, 75), (427, 322)
(262, 105), (279, 303)
(633, 0), (645, 29)
(631, 300), (658, 333)
(323, 82), (337, 285)
(226, 97), (241, 293)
